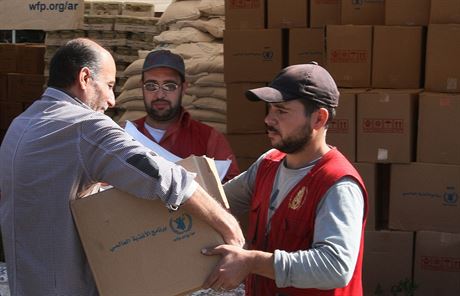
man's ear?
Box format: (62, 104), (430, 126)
(311, 107), (329, 129)
(78, 67), (92, 90)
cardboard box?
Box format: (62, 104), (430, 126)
(372, 26), (424, 89)
(389, 163), (460, 233)
(417, 92), (460, 165)
(16, 44), (45, 74)
(226, 83), (267, 133)
(224, 29), (283, 83)
(225, 0), (265, 29)
(354, 163), (390, 230)
(354, 163), (376, 229)
(288, 28), (325, 66)
(0, 102), (23, 129)
(0, 43), (17, 73)
(267, 0), (308, 28)
(385, 0), (430, 26)
(340, 0), (384, 25)
(7, 73), (45, 102)
(414, 231), (460, 296)
(425, 24), (460, 92)
(71, 156), (228, 296)
(328, 88), (363, 162)
(356, 90), (419, 163)
(310, 0), (340, 28)
(326, 25), (372, 88)
(226, 133), (271, 158)
(0, 74), (7, 101)
(363, 230), (414, 296)
(430, 0), (460, 24)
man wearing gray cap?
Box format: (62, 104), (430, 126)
(202, 62), (368, 296)
(131, 49), (239, 181)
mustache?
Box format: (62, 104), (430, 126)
(266, 125), (279, 133)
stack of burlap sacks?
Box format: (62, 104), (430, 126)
(44, 0), (167, 96)
(114, 0), (227, 134)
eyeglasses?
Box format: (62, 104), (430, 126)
(143, 82), (180, 93)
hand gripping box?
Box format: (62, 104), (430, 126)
(71, 156), (227, 296)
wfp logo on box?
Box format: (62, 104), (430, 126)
(170, 213), (196, 241)
(402, 186), (458, 206)
(443, 186), (458, 205)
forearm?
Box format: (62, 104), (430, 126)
(181, 185), (245, 247)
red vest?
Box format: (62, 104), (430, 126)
(132, 113), (212, 158)
(246, 149), (368, 296)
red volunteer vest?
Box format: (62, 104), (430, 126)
(246, 149), (368, 296)
(132, 113), (212, 158)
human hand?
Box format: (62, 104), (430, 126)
(201, 244), (252, 291)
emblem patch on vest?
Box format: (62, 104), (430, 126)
(288, 186), (307, 210)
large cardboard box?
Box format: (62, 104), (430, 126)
(0, 102), (23, 129)
(357, 90), (419, 163)
(328, 88), (364, 162)
(385, 0), (430, 26)
(225, 0), (265, 29)
(372, 26), (424, 89)
(326, 25), (372, 88)
(354, 163), (376, 229)
(288, 28), (325, 66)
(340, 0), (384, 25)
(430, 0), (460, 24)
(414, 231), (460, 296)
(224, 29), (283, 83)
(354, 163), (390, 230)
(310, 0), (340, 28)
(0, 74), (7, 101)
(425, 24), (460, 92)
(389, 163), (460, 233)
(71, 156), (228, 296)
(226, 83), (267, 133)
(267, 0), (308, 28)
(16, 44), (45, 75)
(7, 73), (45, 102)
(0, 43), (17, 73)
(363, 230), (414, 296)
(226, 133), (271, 158)
(417, 92), (460, 165)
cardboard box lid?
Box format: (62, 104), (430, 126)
(71, 155), (226, 296)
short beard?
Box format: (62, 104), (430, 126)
(270, 123), (313, 154)
(145, 96), (182, 122)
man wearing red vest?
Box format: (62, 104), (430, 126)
(131, 50), (239, 181)
(202, 62), (368, 295)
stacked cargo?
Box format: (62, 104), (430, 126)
(224, 0), (460, 295)
(44, 0), (166, 103)
(0, 43), (46, 143)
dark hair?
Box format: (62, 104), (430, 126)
(299, 99), (336, 127)
(47, 39), (101, 89)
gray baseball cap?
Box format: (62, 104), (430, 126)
(245, 62), (340, 107)
(142, 49), (185, 80)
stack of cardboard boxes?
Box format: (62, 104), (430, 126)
(0, 43), (46, 143)
(224, 0), (460, 295)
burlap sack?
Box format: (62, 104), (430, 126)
(158, 0), (201, 25)
(154, 27), (215, 44)
(185, 55), (224, 74)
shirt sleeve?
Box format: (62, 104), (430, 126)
(78, 115), (197, 209)
(273, 177), (364, 289)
